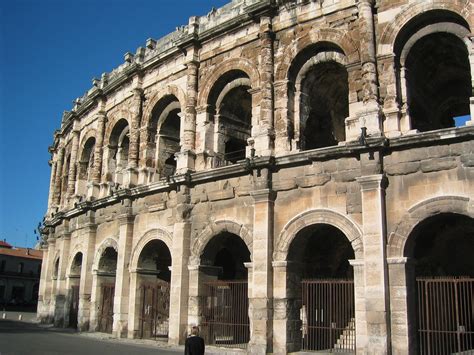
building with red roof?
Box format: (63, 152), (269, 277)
(0, 240), (43, 308)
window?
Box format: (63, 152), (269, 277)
(18, 262), (24, 274)
(0, 260), (5, 273)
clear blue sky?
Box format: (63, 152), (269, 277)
(0, 0), (228, 248)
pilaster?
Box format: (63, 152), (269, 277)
(248, 182), (275, 355)
(356, 0), (382, 137)
(349, 259), (368, 354)
(387, 257), (416, 355)
(356, 174), (391, 354)
(89, 109), (106, 199)
(177, 47), (199, 173)
(272, 261), (292, 355)
(53, 147), (65, 206)
(67, 122), (80, 199)
(78, 212), (97, 331)
(126, 87), (144, 186)
(112, 200), (134, 338)
(169, 185), (193, 344)
(54, 229), (71, 327)
(254, 16), (274, 157)
(47, 160), (57, 214)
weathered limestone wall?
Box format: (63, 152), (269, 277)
(38, 1), (474, 354)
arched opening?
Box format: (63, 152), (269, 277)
(199, 232), (251, 349)
(405, 213), (474, 354)
(394, 11), (471, 132)
(95, 247), (117, 333)
(287, 224), (355, 352)
(107, 119), (129, 185)
(288, 44), (349, 151)
(208, 70), (252, 166)
(405, 33), (470, 131)
(68, 252), (82, 328)
(148, 96), (181, 180)
(77, 137), (95, 196)
(136, 240), (172, 340)
(300, 62), (348, 149)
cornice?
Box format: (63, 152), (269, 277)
(44, 125), (473, 228)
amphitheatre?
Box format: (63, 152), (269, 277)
(38, 0), (474, 354)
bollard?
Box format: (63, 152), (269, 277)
(19, 314), (23, 321)
(2, 313), (6, 319)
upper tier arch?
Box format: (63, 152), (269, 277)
(197, 58), (260, 108)
(275, 28), (359, 82)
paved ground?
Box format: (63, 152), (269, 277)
(0, 320), (182, 355)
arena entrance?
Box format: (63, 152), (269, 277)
(288, 224), (355, 353)
(406, 213), (474, 354)
(96, 247), (117, 333)
(200, 232), (251, 349)
(136, 240), (171, 340)
(68, 252), (82, 328)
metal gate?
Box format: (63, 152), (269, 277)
(139, 280), (170, 339)
(201, 280), (249, 349)
(98, 284), (114, 333)
(301, 279), (355, 352)
(68, 285), (79, 328)
(417, 277), (474, 354)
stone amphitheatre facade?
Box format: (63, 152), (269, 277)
(38, 0), (474, 354)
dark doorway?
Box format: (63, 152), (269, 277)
(200, 232), (251, 349)
(406, 213), (474, 354)
(287, 224), (355, 352)
(137, 240), (171, 340)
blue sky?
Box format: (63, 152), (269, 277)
(0, 0), (228, 248)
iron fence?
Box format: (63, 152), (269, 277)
(417, 276), (474, 355)
(201, 280), (250, 349)
(301, 279), (355, 353)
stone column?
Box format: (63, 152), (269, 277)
(186, 264), (201, 328)
(253, 16), (274, 157)
(138, 126), (153, 184)
(126, 88), (143, 186)
(54, 230), (71, 327)
(357, 0), (381, 136)
(168, 185), (192, 345)
(273, 80), (291, 154)
(127, 270), (141, 338)
(38, 237), (54, 323)
(248, 180), (275, 355)
(54, 147), (65, 206)
(78, 212), (97, 331)
(113, 199), (134, 338)
(47, 160), (57, 214)
(272, 261), (291, 355)
(44, 236), (57, 311)
(176, 55), (199, 174)
(194, 105), (215, 170)
(399, 66), (412, 132)
(89, 270), (100, 331)
(67, 123), (80, 199)
(379, 54), (401, 137)
(349, 259), (368, 354)
(89, 110), (106, 198)
(356, 174), (391, 354)
(388, 257), (416, 355)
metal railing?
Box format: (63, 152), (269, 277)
(417, 276), (474, 355)
(301, 279), (355, 353)
(201, 280), (250, 349)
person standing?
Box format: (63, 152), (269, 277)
(184, 325), (205, 355)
